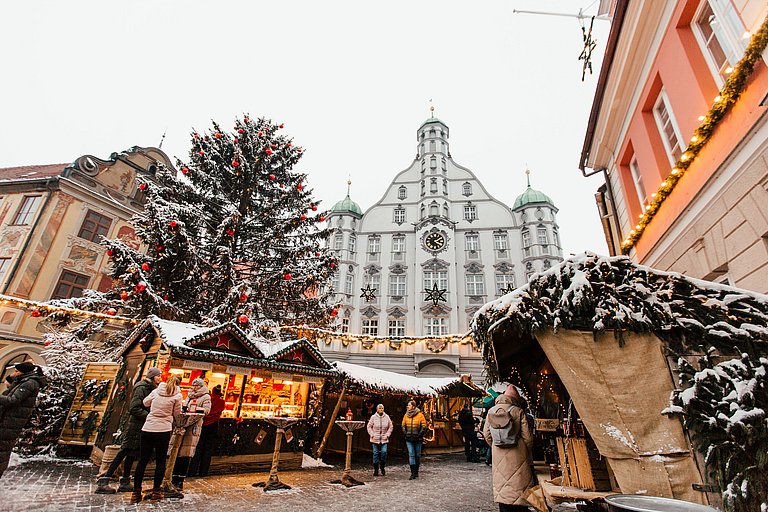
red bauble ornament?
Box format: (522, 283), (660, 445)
(44, 340), (52, 346)
(106, 249), (114, 257)
(271, 144), (277, 149)
(204, 136), (209, 141)
(330, 262), (335, 268)
(193, 133), (199, 139)
(215, 132), (222, 139)
(226, 228), (235, 236)
(156, 245), (164, 252)
(297, 148), (302, 153)
(31, 309), (42, 318)
(234, 138), (239, 143)
(265, 148), (273, 156)
(106, 308), (117, 316)
(244, 117), (249, 123)
(181, 167), (189, 175)
(232, 160), (240, 167)
(283, 273), (292, 280)
(269, 174), (276, 181)
(238, 128), (244, 134)
(163, 294), (169, 300)
(169, 220), (178, 229)
(139, 183), (147, 191)
(258, 131), (264, 137)
(297, 183), (303, 191)
(330, 309), (338, 317)
(311, 205), (317, 211)
(319, 215), (325, 221)
(120, 291), (129, 300)
(300, 215), (307, 221)
(279, 123), (284, 128)
(287, 143), (292, 148)
(239, 293), (249, 302)
(238, 314), (249, 324)
(141, 262), (150, 271)
(136, 282), (147, 292)
(198, 150), (205, 156)
(315, 251), (321, 257)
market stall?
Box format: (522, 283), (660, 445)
(472, 254), (768, 509)
(96, 316), (336, 473)
(317, 361), (484, 457)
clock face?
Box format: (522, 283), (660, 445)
(424, 232), (446, 251)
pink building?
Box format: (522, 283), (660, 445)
(581, 0), (768, 293)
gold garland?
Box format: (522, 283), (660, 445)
(0, 294), (138, 324)
(280, 325), (474, 354)
(621, 15), (768, 253)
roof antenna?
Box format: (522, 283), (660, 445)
(158, 129), (167, 149)
(429, 99), (434, 118)
(347, 175), (352, 197)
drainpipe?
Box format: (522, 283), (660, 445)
(2, 178), (58, 295)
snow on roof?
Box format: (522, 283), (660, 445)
(334, 361), (461, 397)
(148, 316), (210, 347)
(253, 338), (301, 358)
(472, 253), (768, 357)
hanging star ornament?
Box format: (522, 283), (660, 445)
(424, 282), (447, 306)
(360, 284), (377, 302)
(499, 285), (515, 296)
(578, 16), (597, 81)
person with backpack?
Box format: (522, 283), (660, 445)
(482, 385), (534, 512)
(401, 400), (427, 480)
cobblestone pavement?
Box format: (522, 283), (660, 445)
(1, 454), (496, 512)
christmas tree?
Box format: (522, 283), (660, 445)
(70, 116), (337, 329)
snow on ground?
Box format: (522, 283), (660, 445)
(302, 454), (333, 468)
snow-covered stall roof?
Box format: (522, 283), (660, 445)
(334, 361), (483, 397)
(472, 253), (768, 359)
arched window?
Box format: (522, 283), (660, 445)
(442, 204), (449, 218)
(429, 202), (439, 217)
(462, 182), (472, 196)
(398, 186), (407, 200)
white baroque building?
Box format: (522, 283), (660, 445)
(320, 116), (563, 382)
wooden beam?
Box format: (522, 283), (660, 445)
(315, 383), (346, 459)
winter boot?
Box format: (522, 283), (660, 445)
(171, 475), (184, 491)
(117, 477), (133, 493)
(130, 490), (142, 504)
(94, 476), (117, 494)
(147, 489), (165, 501)
(409, 464), (416, 480)
(164, 485), (184, 499)
(380, 461), (386, 476)
(415, 458), (420, 478)
(373, 463), (379, 476)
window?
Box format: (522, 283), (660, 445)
(423, 270), (448, 291)
(463, 204), (477, 221)
(344, 273), (354, 295)
(364, 272), (381, 291)
(389, 274), (406, 296)
(0, 258), (11, 284)
(393, 207), (406, 224)
(653, 90), (684, 165)
(693, 0), (745, 84)
(333, 233), (344, 251)
(430, 157), (437, 169)
(430, 178), (438, 194)
(465, 234), (479, 252)
(424, 317), (448, 336)
(362, 319), (379, 335)
(522, 230), (532, 257)
(78, 210), (113, 243)
(398, 186), (407, 200)
(388, 319), (405, 337)
(441, 158), (446, 171)
(442, 205), (449, 218)
(52, 270), (89, 299)
(420, 204), (426, 219)
(494, 233), (508, 251)
(348, 235), (356, 253)
(421, 181), (426, 195)
(537, 227), (549, 246)
(629, 156), (648, 211)
(429, 141), (436, 152)
(12, 195), (42, 225)
(466, 274), (485, 296)
(462, 182), (472, 196)
(553, 229), (560, 248)
(429, 203), (439, 217)
(330, 273), (340, 293)
(442, 179), (448, 195)
(392, 235), (405, 253)
(339, 317), (350, 333)
(367, 236), (380, 254)
(495, 274), (516, 295)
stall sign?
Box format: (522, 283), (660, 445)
(155, 352), (170, 373)
(536, 418), (560, 432)
(272, 372), (293, 381)
(183, 360), (213, 371)
(303, 376), (324, 384)
(225, 365), (251, 375)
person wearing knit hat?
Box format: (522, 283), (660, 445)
(0, 361), (45, 478)
(171, 376), (211, 490)
(95, 367), (161, 494)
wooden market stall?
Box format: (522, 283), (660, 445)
(317, 361), (484, 457)
(96, 315), (337, 474)
(472, 254), (768, 508)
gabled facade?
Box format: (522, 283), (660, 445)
(0, 147), (173, 380)
(581, 0), (768, 292)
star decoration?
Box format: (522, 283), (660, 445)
(424, 282), (447, 306)
(216, 335), (230, 349)
(360, 284), (377, 302)
(578, 16), (597, 81)
(499, 285), (515, 296)
(292, 350), (305, 363)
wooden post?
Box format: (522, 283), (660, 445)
(316, 383), (345, 459)
(267, 428), (285, 486)
(342, 431), (353, 483)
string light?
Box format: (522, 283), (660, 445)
(0, 294), (138, 324)
(620, 17), (768, 254)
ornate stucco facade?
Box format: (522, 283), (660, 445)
(319, 118), (563, 383)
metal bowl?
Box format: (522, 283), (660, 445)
(604, 495), (718, 512)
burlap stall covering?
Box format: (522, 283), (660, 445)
(535, 329), (706, 504)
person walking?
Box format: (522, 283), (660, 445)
(171, 378), (211, 490)
(188, 384), (225, 477)
(457, 403), (478, 462)
(482, 385), (534, 512)
(132, 374), (182, 503)
(401, 400), (427, 480)
(95, 367), (161, 493)
(0, 362), (45, 479)
(366, 403), (393, 476)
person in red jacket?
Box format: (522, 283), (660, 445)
(188, 385), (225, 477)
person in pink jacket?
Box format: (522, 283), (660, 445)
(366, 403), (393, 476)
(131, 375), (182, 503)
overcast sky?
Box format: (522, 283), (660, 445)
(0, 0), (610, 255)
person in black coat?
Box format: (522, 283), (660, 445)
(95, 367), (161, 493)
(0, 361), (46, 478)
(458, 403), (478, 462)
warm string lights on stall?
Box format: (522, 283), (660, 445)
(534, 371), (566, 418)
(620, 16), (768, 253)
(0, 294), (138, 324)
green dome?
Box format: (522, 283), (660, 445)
(331, 194), (363, 216)
(513, 186), (554, 209)
(420, 117), (446, 129)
